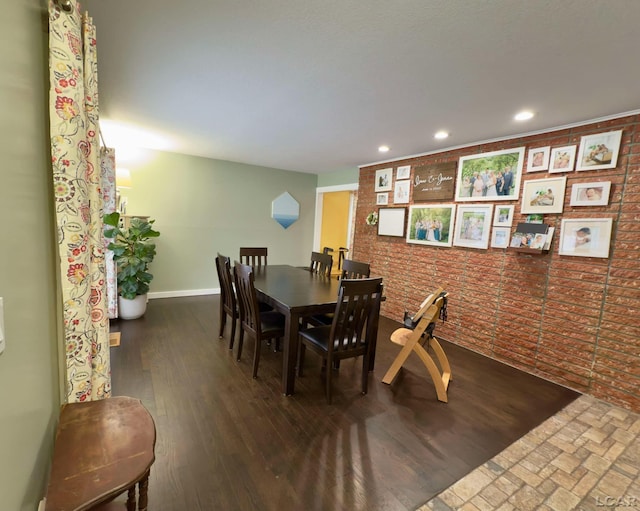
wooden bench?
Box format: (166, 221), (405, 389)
(45, 396), (156, 511)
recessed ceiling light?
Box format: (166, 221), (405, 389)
(514, 110), (534, 121)
(378, 145), (390, 153)
(434, 130), (449, 140)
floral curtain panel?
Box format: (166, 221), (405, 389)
(49, 0), (111, 402)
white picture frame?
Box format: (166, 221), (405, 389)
(493, 205), (515, 227)
(526, 146), (550, 173)
(453, 204), (493, 249)
(491, 227), (511, 249)
(576, 130), (623, 171)
(548, 145), (577, 173)
(376, 192), (389, 205)
(559, 218), (613, 258)
(377, 207), (406, 237)
(393, 180), (410, 204)
(406, 204), (456, 247)
(521, 176), (567, 214)
(374, 168), (393, 192)
(396, 165), (411, 180)
(570, 181), (611, 206)
(455, 147), (525, 201)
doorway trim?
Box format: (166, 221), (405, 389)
(314, 183), (359, 252)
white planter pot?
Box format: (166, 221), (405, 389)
(118, 294), (148, 320)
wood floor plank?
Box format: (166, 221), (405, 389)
(109, 295), (579, 511)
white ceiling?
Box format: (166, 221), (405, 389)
(84, 0), (640, 174)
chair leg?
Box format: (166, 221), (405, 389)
(325, 356), (333, 404)
(228, 316), (236, 350)
(236, 330), (244, 361)
(361, 353), (370, 395)
(297, 343), (306, 376)
(219, 306), (226, 339)
(252, 337), (261, 379)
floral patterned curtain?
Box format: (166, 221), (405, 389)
(49, 0), (111, 402)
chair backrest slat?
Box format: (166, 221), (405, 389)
(239, 247), (268, 268)
(234, 262), (261, 336)
(340, 259), (370, 280)
(329, 277), (383, 354)
(215, 253), (236, 312)
(309, 251), (333, 278)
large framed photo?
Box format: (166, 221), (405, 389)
(374, 168), (393, 192)
(526, 146), (550, 173)
(570, 181), (611, 206)
(576, 130), (623, 171)
(406, 204), (456, 247)
(548, 145), (576, 173)
(559, 218), (613, 258)
(377, 207), (406, 237)
(455, 147), (525, 201)
(521, 176), (567, 214)
(452, 204), (493, 249)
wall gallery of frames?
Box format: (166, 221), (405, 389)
(355, 113), (639, 412)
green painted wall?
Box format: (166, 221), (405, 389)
(0, 1), (61, 509)
(118, 150), (319, 294)
(317, 168), (359, 188)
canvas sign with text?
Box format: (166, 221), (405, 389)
(412, 162), (456, 201)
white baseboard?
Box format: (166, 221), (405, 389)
(148, 288), (220, 299)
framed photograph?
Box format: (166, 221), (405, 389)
(374, 168), (393, 192)
(377, 207), (406, 237)
(521, 176), (567, 214)
(526, 146), (550, 172)
(406, 204), (456, 247)
(396, 165), (411, 180)
(570, 181), (611, 206)
(493, 205), (515, 227)
(491, 227), (511, 249)
(393, 180), (410, 204)
(376, 192), (389, 205)
(576, 130), (623, 171)
(455, 147), (525, 201)
(559, 218), (613, 258)
(548, 145), (577, 173)
(452, 204), (494, 249)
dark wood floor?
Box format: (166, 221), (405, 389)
(109, 295), (579, 511)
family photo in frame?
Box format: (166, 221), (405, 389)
(576, 130), (623, 171)
(452, 204), (493, 249)
(454, 147), (525, 202)
(521, 176), (567, 214)
(559, 218), (613, 258)
(406, 204), (456, 247)
(570, 181), (611, 206)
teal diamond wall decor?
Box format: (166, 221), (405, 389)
(272, 192), (299, 229)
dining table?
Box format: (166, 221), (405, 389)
(252, 264), (381, 395)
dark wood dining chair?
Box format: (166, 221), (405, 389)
(215, 253), (239, 349)
(239, 247), (268, 268)
(309, 251), (333, 278)
(340, 259), (370, 279)
(297, 277), (383, 403)
(234, 262), (285, 378)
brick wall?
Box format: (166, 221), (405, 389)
(356, 114), (639, 412)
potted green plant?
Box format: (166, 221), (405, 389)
(103, 212), (160, 319)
